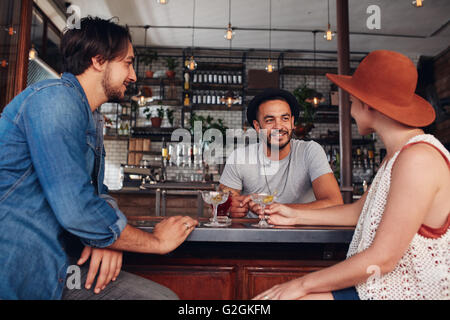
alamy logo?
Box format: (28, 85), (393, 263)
(66, 265), (81, 290)
(366, 5), (381, 30)
(66, 5), (81, 30)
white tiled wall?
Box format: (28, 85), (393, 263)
(104, 140), (128, 190)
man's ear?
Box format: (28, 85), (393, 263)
(91, 55), (107, 72)
(253, 120), (260, 132)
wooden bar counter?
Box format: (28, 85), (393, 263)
(123, 216), (355, 300)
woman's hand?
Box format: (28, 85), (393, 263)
(77, 246), (123, 294)
(253, 278), (306, 300)
(263, 203), (299, 226)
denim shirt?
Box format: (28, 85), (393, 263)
(0, 73), (127, 299)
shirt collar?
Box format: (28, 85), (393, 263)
(61, 72), (91, 109)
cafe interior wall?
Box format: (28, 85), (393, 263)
(102, 52), (419, 190)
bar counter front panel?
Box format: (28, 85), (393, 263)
(123, 216), (354, 300)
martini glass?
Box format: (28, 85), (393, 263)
(202, 191), (230, 227)
(250, 193), (275, 228)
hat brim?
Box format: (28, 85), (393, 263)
(326, 73), (435, 127)
(247, 88), (300, 128)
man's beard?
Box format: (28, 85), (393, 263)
(262, 129), (293, 151)
(102, 67), (124, 103)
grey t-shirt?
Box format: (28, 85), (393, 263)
(219, 139), (332, 217)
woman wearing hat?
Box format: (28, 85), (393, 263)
(254, 50), (449, 300)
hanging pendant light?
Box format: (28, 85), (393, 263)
(224, 0), (235, 40)
(221, 90), (238, 107)
(221, 39), (238, 107)
(323, 0), (335, 41)
(187, 0), (198, 71)
(29, 44), (38, 60)
(132, 27), (153, 106)
(412, 0), (423, 7)
(187, 56), (197, 71)
(224, 23), (235, 41)
(265, 58), (275, 73)
(305, 31), (325, 106)
(266, 0), (274, 73)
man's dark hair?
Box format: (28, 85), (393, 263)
(256, 96), (290, 122)
(60, 16), (132, 75)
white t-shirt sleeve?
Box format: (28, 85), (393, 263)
(219, 149), (243, 190)
(304, 141), (333, 182)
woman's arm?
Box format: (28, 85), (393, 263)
(255, 144), (443, 299)
(264, 191), (367, 226)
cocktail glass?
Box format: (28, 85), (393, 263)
(215, 194), (232, 225)
(202, 191), (230, 227)
(250, 193), (275, 228)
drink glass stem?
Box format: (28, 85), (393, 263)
(260, 204), (267, 224)
(212, 205), (218, 223)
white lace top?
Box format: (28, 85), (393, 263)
(347, 134), (450, 300)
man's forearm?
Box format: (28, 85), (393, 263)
(108, 224), (162, 254)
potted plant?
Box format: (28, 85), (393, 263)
(150, 105), (165, 128)
(165, 57), (178, 78)
(140, 49), (158, 78)
(293, 83), (317, 139)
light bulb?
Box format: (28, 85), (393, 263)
(224, 24), (235, 40)
(227, 97), (233, 107)
(412, 0), (423, 7)
(265, 60), (274, 73)
(324, 24), (335, 41)
(29, 46), (37, 60)
(187, 56), (197, 71)
(157, 0), (169, 4)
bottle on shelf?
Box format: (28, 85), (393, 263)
(184, 93), (190, 107)
(184, 72), (190, 90)
(161, 138), (168, 182)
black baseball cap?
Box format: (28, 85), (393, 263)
(246, 88), (300, 128)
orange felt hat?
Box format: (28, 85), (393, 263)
(326, 50), (435, 127)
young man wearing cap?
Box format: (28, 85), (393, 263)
(255, 50), (449, 300)
(0, 17), (197, 300)
(219, 88), (343, 218)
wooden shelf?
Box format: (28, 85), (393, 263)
(104, 135), (130, 141)
(191, 83), (243, 90)
(195, 62), (244, 71)
(137, 78), (183, 86)
(280, 66), (355, 76)
(184, 104), (244, 111)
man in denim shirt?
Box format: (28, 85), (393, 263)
(0, 17), (197, 299)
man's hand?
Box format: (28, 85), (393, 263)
(77, 246), (123, 294)
(240, 196), (265, 216)
(229, 194), (250, 218)
(152, 216), (198, 254)
(264, 203), (299, 226)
